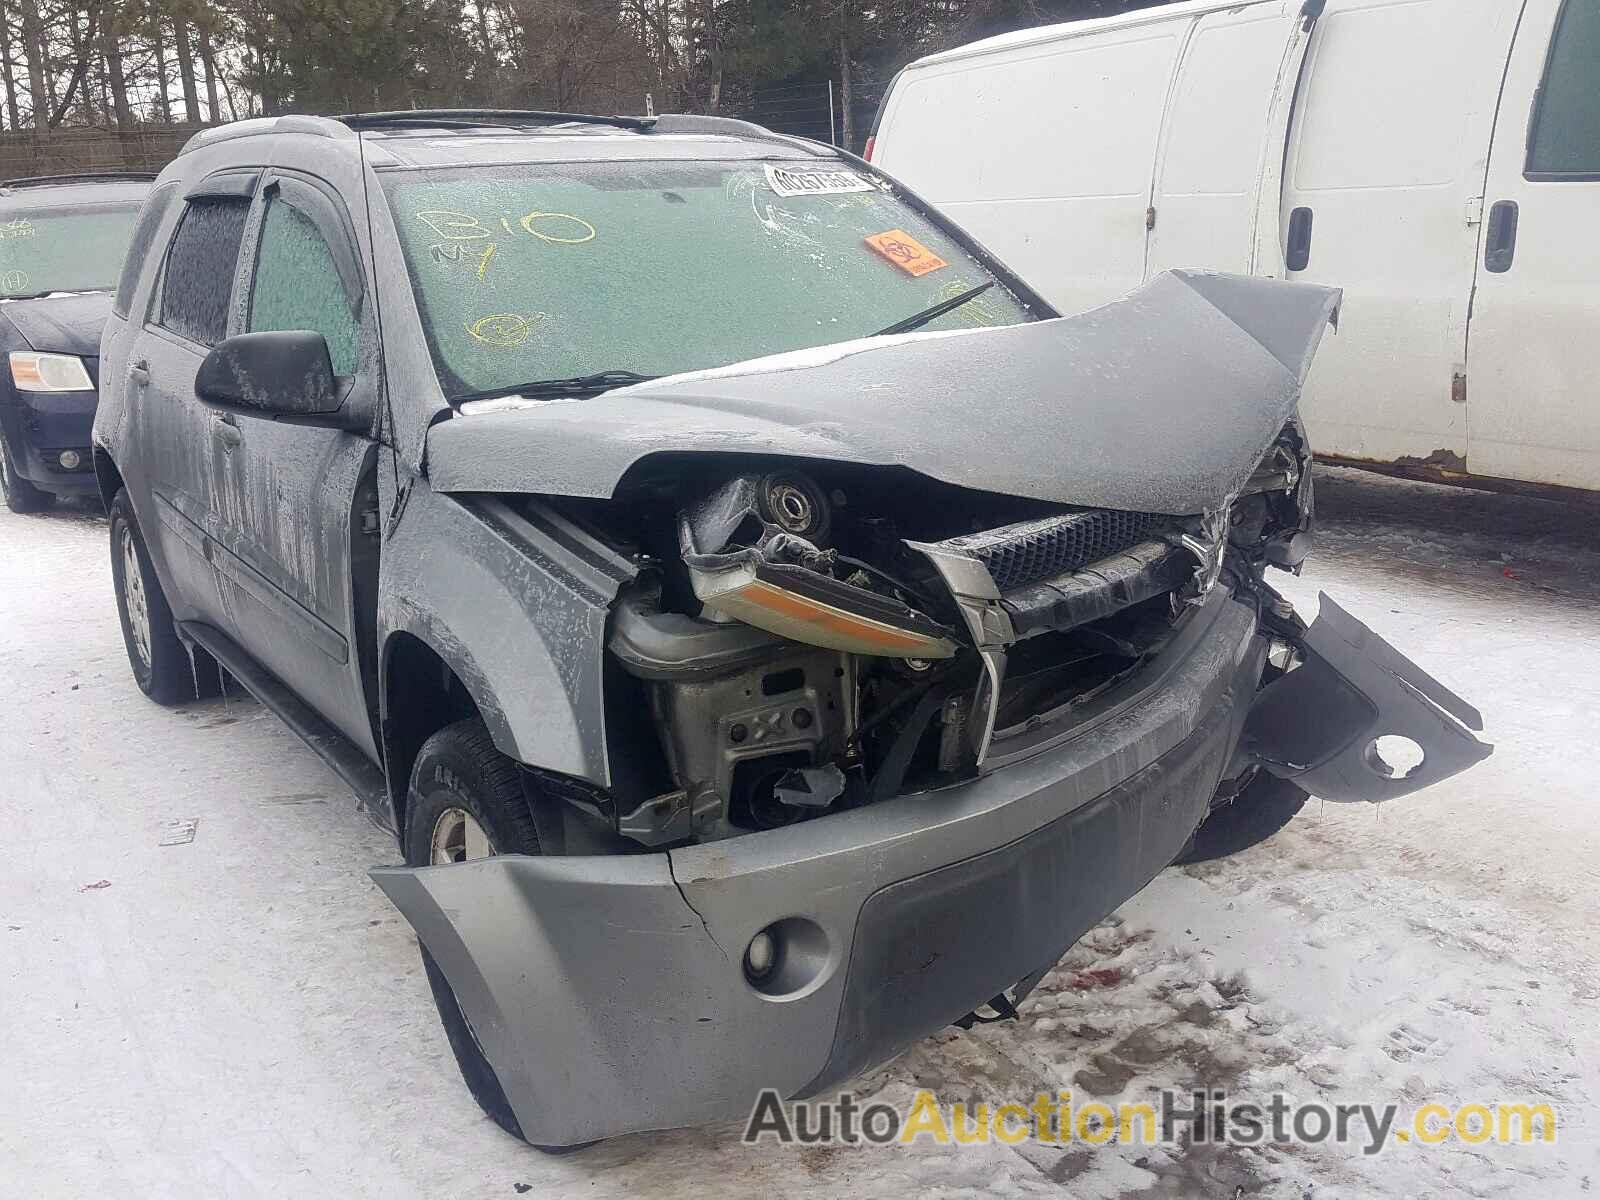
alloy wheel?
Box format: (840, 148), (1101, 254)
(120, 524), (152, 670)
(430, 807), (495, 864)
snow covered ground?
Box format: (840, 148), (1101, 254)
(1, 466), (1595, 1198)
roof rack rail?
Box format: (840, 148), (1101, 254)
(339, 108), (658, 132)
(649, 113), (823, 151)
(179, 115), (353, 156)
(1, 171), (157, 192)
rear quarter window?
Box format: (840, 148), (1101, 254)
(113, 183), (180, 319)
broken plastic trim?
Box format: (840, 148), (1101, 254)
(1244, 593), (1491, 803)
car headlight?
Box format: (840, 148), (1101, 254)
(9, 351), (93, 393)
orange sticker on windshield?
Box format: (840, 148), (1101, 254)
(864, 229), (947, 277)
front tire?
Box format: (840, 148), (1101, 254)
(403, 719), (552, 1146)
(0, 438), (53, 513)
(1174, 771), (1309, 865)
(109, 488), (191, 704)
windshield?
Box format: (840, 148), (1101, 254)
(381, 158), (1034, 400)
(0, 204), (142, 298)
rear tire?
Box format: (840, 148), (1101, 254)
(0, 438), (54, 513)
(109, 488), (192, 705)
(403, 719), (584, 1149)
(1174, 771), (1309, 865)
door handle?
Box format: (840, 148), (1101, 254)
(1485, 200), (1518, 274)
(1285, 207), (1314, 272)
(212, 413), (241, 451)
(128, 359), (149, 387)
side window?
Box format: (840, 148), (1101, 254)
(157, 197), (251, 346)
(113, 182), (180, 318)
(1527, 0), (1600, 178)
(247, 195), (360, 376)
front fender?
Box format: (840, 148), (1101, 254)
(377, 484), (636, 785)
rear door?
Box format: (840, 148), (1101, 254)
(210, 169), (380, 758)
(1466, 0), (1600, 490)
(1146, 3), (1311, 278)
(130, 176), (257, 628)
(873, 18), (1188, 317)
(1282, 0), (1523, 467)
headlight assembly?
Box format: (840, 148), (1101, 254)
(9, 351), (93, 393)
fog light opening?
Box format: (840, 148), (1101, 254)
(58, 450), (81, 470)
(1364, 734), (1425, 780)
(742, 916), (831, 999)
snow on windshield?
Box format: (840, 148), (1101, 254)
(382, 159), (1030, 400)
(0, 205), (141, 298)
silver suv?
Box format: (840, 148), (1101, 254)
(93, 109), (1490, 1149)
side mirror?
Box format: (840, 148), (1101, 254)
(195, 330), (363, 430)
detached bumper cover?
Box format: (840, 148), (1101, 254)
(1245, 593), (1492, 803)
(370, 592), (1489, 1147)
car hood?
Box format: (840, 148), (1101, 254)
(424, 270), (1342, 516)
(0, 291), (111, 357)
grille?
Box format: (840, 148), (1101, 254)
(939, 509), (1169, 592)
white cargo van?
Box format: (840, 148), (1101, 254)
(869, 0), (1600, 495)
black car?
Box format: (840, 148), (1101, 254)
(95, 111), (1489, 1148)
(0, 173), (152, 511)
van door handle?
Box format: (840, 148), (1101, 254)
(128, 360), (149, 386)
(212, 413), (241, 451)
(1485, 200), (1519, 273)
(1285, 207), (1314, 272)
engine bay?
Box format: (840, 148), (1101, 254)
(548, 431), (1313, 847)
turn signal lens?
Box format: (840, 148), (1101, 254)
(700, 573), (957, 659)
(9, 351), (93, 393)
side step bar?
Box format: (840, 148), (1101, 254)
(180, 621), (395, 833)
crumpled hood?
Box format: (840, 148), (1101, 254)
(0, 292), (111, 358)
(425, 270), (1341, 516)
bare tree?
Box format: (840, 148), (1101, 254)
(102, 0), (135, 128)
(19, 0), (51, 138)
(172, 5), (202, 122)
(197, 23), (221, 120)
(0, 2), (23, 132)
(148, 0), (172, 120)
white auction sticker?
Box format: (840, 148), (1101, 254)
(764, 164), (879, 197)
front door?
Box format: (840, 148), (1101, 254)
(209, 171), (380, 758)
(1466, 0), (1600, 490)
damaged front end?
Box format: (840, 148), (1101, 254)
(600, 414), (1482, 851)
(610, 462), (1247, 845)
(372, 271), (1491, 1146)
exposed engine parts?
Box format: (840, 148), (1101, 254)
(600, 440), (1313, 847)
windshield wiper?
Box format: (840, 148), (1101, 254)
(872, 281), (996, 338)
(457, 370), (658, 404)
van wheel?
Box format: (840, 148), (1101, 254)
(402, 719), (588, 1152)
(1173, 772), (1309, 865)
(109, 489), (191, 704)
(0, 438), (53, 513)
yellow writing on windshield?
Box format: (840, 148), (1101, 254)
(417, 209), (595, 246)
(465, 313), (538, 348)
